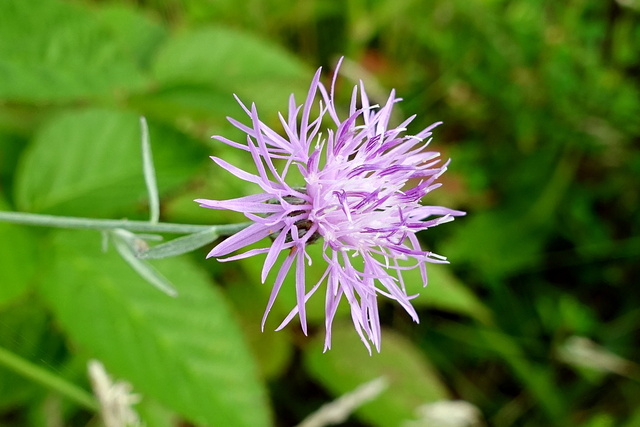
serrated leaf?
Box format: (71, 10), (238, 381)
(152, 26), (306, 85)
(0, 0), (146, 102)
(304, 324), (450, 427)
(15, 108), (206, 217)
(130, 84), (244, 124)
(95, 3), (167, 70)
(38, 230), (271, 427)
(152, 26), (311, 114)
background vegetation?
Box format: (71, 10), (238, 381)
(1, 0), (639, 426)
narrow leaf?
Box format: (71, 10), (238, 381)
(111, 229), (178, 297)
(138, 227), (220, 260)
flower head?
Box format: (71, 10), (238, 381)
(196, 59), (465, 352)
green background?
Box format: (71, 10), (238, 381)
(1, 0), (639, 426)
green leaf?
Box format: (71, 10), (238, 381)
(0, 224), (34, 306)
(15, 108), (206, 217)
(0, 131), (25, 179)
(304, 324), (450, 427)
(441, 211), (548, 281)
(0, 0), (146, 102)
(129, 83), (244, 126)
(405, 264), (493, 324)
(38, 230), (272, 427)
(94, 3), (167, 71)
(225, 281), (293, 380)
(0, 199), (36, 307)
(152, 26), (311, 115)
(136, 396), (181, 427)
(0, 300), (67, 409)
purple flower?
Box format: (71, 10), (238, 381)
(196, 59), (465, 352)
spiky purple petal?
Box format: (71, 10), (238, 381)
(197, 60), (465, 352)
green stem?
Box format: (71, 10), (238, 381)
(140, 116), (160, 224)
(0, 211), (250, 235)
(0, 345), (99, 411)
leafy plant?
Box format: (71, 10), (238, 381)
(1, 0), (638, 426)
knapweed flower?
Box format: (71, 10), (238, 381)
(196, 59), (465, 352)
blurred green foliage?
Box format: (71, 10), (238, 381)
(1, 0), (639, 426)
